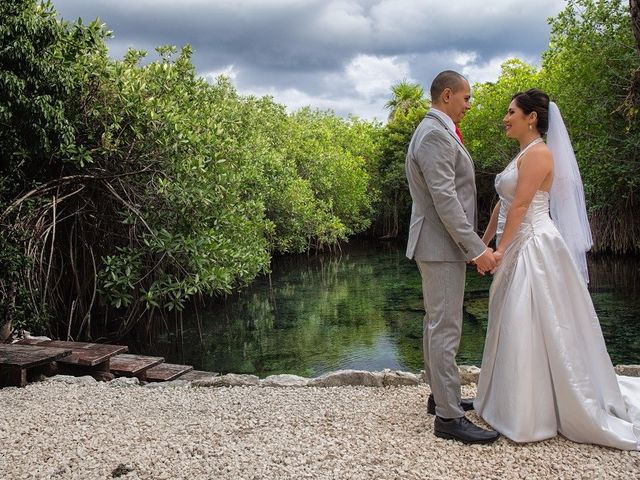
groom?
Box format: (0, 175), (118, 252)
(405, 70), (499, 444)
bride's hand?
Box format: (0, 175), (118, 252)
(475, 247), (496, 275)
(489, 250), (503, 274)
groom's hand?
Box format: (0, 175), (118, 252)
(475, 247), (497, 275)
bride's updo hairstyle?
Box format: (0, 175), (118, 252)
(511, 88), (550, 136)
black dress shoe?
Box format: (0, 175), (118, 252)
(427, 394), (475, 415)
(434, 416), (500, 444)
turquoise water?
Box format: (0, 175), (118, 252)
(141, 241), (640, 377)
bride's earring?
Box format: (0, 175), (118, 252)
(529, 124), (533, 131)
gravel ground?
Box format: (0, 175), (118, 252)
(1, 381), (638, 480)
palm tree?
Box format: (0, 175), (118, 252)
(384, 81), (429, 121)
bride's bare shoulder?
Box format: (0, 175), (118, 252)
(518, 143), (552, 169)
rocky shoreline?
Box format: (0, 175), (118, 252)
(43, 363), (638, 389)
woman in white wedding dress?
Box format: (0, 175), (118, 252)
(474, 88), (640, 450)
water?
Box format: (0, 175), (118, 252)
(140, 241), (640, 377)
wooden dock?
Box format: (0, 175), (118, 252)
(0, 339), (215, 388)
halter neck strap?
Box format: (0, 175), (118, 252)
(514, 137), (543, 163)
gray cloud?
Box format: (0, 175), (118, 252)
(51, 0), (566, 120)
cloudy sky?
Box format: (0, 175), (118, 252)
(51, 0), (567, 121)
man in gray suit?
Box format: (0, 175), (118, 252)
(405, 70), (499, 444)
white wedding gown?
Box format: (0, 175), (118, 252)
(475, 154), (640, 450)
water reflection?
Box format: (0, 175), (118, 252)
(139, 242), (640, 377)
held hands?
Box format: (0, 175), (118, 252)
(475, 248), (502, 275)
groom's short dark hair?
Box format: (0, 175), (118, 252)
(430, 70), (467, 101)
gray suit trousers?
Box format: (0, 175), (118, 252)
(417, 260), (466, 419)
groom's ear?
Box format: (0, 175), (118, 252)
(442, 87), (452, 103)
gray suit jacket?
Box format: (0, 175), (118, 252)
(405, 111), (486, 262)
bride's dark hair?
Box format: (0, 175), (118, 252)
(511, 88), (550, 135)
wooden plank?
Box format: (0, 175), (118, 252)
(0, 367), (27, 388)
(109, 354), (164, 378)
(0, 344), (72, 368)
(145, 363), (194, 382)
(0, 344), (71, 388)
(16, 340), (128, 367)
(177, 370), (219, 381)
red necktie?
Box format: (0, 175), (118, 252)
(455, 125), (464, 144)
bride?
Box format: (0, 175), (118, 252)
(474, 88), (640, 450)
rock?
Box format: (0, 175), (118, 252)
(308, 370), (384, 387)
(24, 332), (52, 342)
(261, 374), (309, 387)
(614, 365), (640, 377)
(111, 463), (134, 478)
(190, 377), (224, 388)
(218, 373), (260, 386)
(176, 371), (219, 382)
(108, 377), (140, 387)
(382, 370), (421, 387)
(27, 373), (48, 383)
(144, 380), (191, 389)
(192, 373), (259, 388)
(47, 375), (97, 386)
(459, 365), (481, 385)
